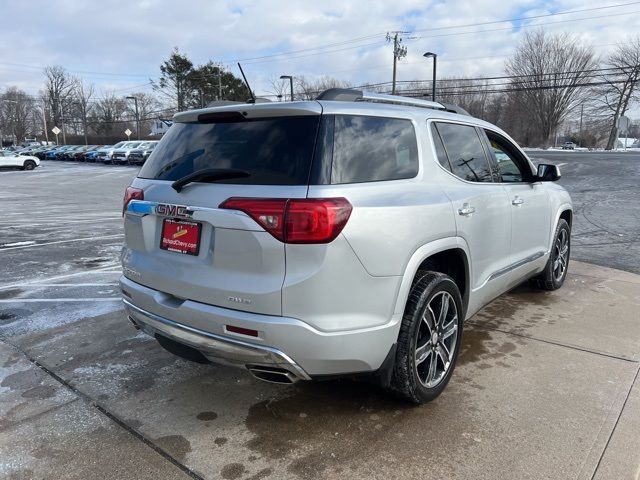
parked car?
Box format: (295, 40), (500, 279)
(76, 145), (102, 161)
(68, 145), (96, 161)
(111, 141), (143, 165)
(85, 146), (109, 162)
(562, 142), (576, 150)
(58, 145), (86, 160)
(34, 146), (57, 160)
(121, 89), (572, 404)
(96, 142), (127, 164)
(126, 141), (158, 165)
(46, 146), (74, 160)
(0, 150), (40, 170)
(18, 146), (47, 157)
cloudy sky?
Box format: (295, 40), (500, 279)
(1, 0), (639, 100)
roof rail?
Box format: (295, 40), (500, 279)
(316, 88), (469, 115)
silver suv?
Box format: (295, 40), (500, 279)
(120, 89), (572, 403)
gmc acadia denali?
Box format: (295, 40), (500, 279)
(120, 89), (572, 403)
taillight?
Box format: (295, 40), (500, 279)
(123, 187), (144, 216)
(219, 197), (352, 244)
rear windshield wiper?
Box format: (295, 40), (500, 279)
(171, 168), (251, 192)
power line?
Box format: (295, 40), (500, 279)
(412, 9), (640, 41)
(234, 1), (640, 64)
(411, 1), (640, 33)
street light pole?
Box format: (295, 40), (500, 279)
(41, 100), (49, 144)
(280, 75), (294, 101)
(423, 52), (437, 101)
(126, 96), (140, 140)
(579, 103), (584, 148)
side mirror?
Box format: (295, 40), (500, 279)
(536, 163), (561, 182)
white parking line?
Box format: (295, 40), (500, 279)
(0, 218), (122, 227)
(0, 298), (121, 303)
(0, 283), (118, 290)
(0, 234), (123, 251)
(0, 265), (121, 290)
(557, 162), (567, 167)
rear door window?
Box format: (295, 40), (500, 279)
(138, 116), (320, 185)
(330, 115), (418, 184)
(430, 123), (451, 171)
(434, 122), (494, 183)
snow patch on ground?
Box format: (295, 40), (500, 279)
(0, 301), (123, 337)
(1, 241), (36, 247)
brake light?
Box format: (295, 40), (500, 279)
(123, 187), (144, 216)
(219, 197), (352, 244)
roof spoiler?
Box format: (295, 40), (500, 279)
(316, 88), (469, 116)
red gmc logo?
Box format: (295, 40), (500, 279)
(155, 203), (192, 218)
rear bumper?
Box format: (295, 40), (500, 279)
(124, 298), (311, 381)
(120, 275), (401, 377)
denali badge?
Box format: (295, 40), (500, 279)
(156, 203), (192, 218)
(123, 266), (141, 279)
(228, 296), (252, 305)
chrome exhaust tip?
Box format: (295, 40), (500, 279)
(247, 366), (300, 384)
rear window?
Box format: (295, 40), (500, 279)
(330, 115), (418, 184)
(138, 116), (320, 185)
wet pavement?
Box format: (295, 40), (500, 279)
(1, 159), (639, 479)
(525, 150), (640, 275)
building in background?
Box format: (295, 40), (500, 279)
(150, 119), (172, 136)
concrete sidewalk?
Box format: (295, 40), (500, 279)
(1, 261), (639, 480)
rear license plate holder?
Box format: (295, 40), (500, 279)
(160, 218), (202, 256)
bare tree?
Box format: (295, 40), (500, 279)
(506, 30), (597, 147)
(1, 87), (33, 143)
(74, 79), (94, 145)
(43, 65), (77, 143)
(294, 76), (351, 100)
(591, 37), (640, 149)
(92, 91), (128, 137)
(124, 92), (162, 136)
(433, 77), (493, 118)
(267, 76), (289, 101)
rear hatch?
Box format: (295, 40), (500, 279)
(123, 102), (322, 315)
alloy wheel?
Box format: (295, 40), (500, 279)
(553, 229), (569, 281)
(414, 291), (459, 388)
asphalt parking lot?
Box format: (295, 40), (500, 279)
(1, 156), (639, 480)
(526, 150), (640, 275)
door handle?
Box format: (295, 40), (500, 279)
(512, 197), (524, 206)
(457, 203), (476, 216)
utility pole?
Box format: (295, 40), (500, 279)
(579, 103), (584, 148)
(126, 96), (140, 140)
(41, 100), (49, 143)
(387, 31), (408, 94)
(218, 64), (223, 100)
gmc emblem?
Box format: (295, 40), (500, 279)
(156, 203), (192, 218)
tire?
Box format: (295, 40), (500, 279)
(23, 160), (36, 171)
(532, 219), (570, 290)
(391, 272), (464, 404)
